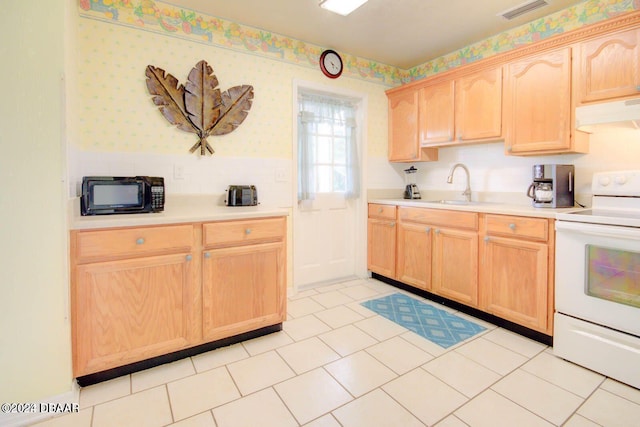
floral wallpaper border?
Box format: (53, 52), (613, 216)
(78, 0), (639, 87)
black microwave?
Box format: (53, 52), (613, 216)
(81, 176), (165, 216)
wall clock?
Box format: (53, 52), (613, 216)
(319, 49), (343, 79)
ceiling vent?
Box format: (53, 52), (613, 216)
(498, 0), (549, 20)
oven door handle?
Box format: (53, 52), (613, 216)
(556, 220), (640, 240)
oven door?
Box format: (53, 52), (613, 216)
(555, 220), (640, 337)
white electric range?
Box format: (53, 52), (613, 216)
(554, 170), (640, 389)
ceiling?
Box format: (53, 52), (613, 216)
(168, 0), (585, 69)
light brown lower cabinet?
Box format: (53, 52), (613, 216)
(396, 221), (432, 290)
(432, 226), (478, 307)
(368, 203), (555, 336)
(202, 218), (286, 342)
(367, 204), (397, 278)
(479, 214), (554, 335)
(71, 217), (286, 378)
(397, 206), (479, 307)
(74, 252), (198, 377)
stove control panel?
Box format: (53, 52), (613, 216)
(593, 170), (640, 196)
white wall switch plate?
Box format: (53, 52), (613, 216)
(275, 168), (287, 182)
(174, 164), (185, 180)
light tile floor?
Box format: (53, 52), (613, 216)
(34, 278), (640, 427)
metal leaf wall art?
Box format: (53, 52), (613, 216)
(145, 60), (254, 155)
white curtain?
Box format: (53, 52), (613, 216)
(298, 92), (360, 201)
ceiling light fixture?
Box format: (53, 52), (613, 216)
(498, 0), (549, 20)
(319, 0), (368, 16)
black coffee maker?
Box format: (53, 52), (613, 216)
(527, 164), (575, 208)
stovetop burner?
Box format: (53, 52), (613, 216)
(569, 209), (640, 219)
(557, 170), (640, 228)
(558, 208), (640, 228)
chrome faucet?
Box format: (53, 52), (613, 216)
(447, 163), (472, 202)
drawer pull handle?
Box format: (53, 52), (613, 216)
(425, 227), (431, 233)
(435, 229), (440, 234)
(245, 228), (252, 235)
(186, 254), (192, 261)
(509, 223), (516, 230)
(136, 238), (145, 245)
(484, 236), (490, 242)
(378, 207), (383, 213)
(204, 252), (211, 259)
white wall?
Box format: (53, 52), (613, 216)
(0, 0), (72, 403)
(67, 18), (391, 202)
(369, 126), (640, 205)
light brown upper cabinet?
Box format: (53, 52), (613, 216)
(503, 47), (588, 155)
(419, 80), (455, 145)
(388, 88), (438, 162)
(575, 28), (640, 105)
(456, 67), (504, 142)
(386, 12), (640, 159)
(420, 68), (503, 147)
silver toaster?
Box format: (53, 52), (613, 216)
(225, 185), (258, 206)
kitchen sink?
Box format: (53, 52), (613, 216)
(421, 199), (491, 206)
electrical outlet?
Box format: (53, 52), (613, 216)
(174, 164), (185, 180)
(275, 168), (287, 182)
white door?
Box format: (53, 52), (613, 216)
(293, 85), (365, 288)
(295, 194), (357, 287)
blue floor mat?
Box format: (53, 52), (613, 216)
(361, 293), (486, 348)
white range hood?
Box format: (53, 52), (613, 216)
(576, 98), (640, 132)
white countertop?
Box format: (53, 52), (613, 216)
(369, 198), (581, 219)
(69, 195), (291, 230)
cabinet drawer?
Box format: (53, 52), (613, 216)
(204, 217), (285, 248)
(74, 224), (194, 261)
(368, 204), (396, 220)
(399, 207), (478, 230)
(484, 214), (548, 241)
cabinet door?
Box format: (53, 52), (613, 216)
(419, 80), (455, 145)
(202, 242), (285, 342)
(432, 227), (478, 306)
(480, 236), (549, 333)
(504, 48), (573, 154)
(367, 218), (396, 277)
(576, 28), (640, 104)
(456, 67), (503, 141)
(74, 253), (197, 376)
(388, 89), (419, 161)
(396, 221), (432, 290)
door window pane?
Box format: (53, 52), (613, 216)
(334, 138), (346, 164)
(317, 136), (333, 164)
(298, 92), (359, 199)
(586, 245), (640, 308)
(333, 166), (346, 192)
(317, 166), (333, 193)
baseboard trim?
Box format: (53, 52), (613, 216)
(76, 323), (282, 387)
(371, 273), (553, 346)
(296, 275), (362, 292)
